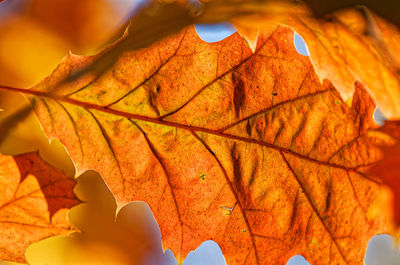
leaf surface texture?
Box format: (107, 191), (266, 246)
(3, 26), (392, 265)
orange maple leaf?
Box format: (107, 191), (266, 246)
(0, 152), (79, 263)
(0, 26), (394, 265)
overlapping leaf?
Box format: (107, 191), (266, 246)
(0, 25), (393, 265)
(0, 152), (78, 263)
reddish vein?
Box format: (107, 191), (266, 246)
(0, 85), (370, 175)
(190, 130), (260, 265)
(279, 151), (348, 264)
(129, 120), (184, 263)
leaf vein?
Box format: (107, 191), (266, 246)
(190, 130), (260, 265)
(279, 151), (348, 264)
(128, 119), (184, 261)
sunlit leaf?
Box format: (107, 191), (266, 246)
(0, 26), (393, 265)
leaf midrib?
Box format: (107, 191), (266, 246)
(0, 85), (377, 178)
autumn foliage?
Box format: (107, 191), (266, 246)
(0, 1), (400, 265)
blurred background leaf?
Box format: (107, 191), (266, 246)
(0, 0), (138, 88)
(303, 0), (400, 27)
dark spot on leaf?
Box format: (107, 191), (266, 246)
(232, 73), (245, 119)
(246, 120), (252, 136)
